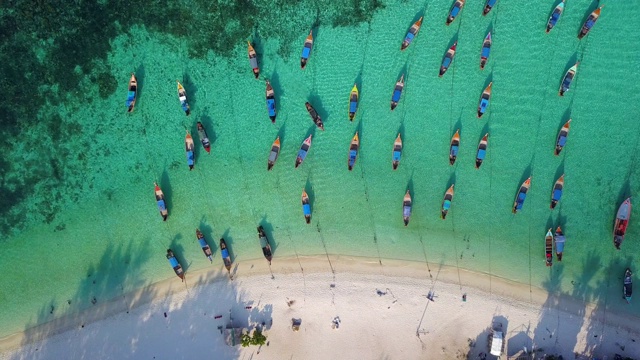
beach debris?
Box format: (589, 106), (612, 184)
(67, 300), (71, 305)
(286, 298), (296, 307)
(331, 316), (341, 329)
(164, 312), (167, 318)
(50, 306), (54, 314)
(462, 293), (467, 302)
(376, 289), (387, 296)
(91, 297), (97, 305)
(426, 291), (435, 301)
(291, 318), (302, 331)
(215, 315), (223, 319)
(245, 306), (252, 310)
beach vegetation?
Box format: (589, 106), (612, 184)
(241, 328), (267, 347)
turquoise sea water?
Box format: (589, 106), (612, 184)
(1, 0), (640, 339)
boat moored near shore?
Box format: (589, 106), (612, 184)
(196, 229), (213, 263)
(513, 177), (531, 214)
(546, 0), (565, 33)
(257, 226), (273, 264)
(305, 102), (324, 130)
(266, 80), (277, 123)
(614, 197), (632, 250)
(220, 238), (232, 278)
(555, 119), (571, 155)
(559, 63), (578, 96)
(302, 190), (311, 224)
(166, 249), (184, 281)
(301, 30), (314, 69)
(476, 133), (488, 169)
(348, 132), (359, 171)
(392, 133), (403, 170)
(446, 0), (466, 25)
(126, 73), (137, 112)
(439, 42), (457, 77)
(295, 135), (312, 168)
(391, 74), (405, 110)
(177, 81), (190, 116)
(578, 6), (604, 39)
(185, 131), (195, 170)
(483, 0), (497, 16)
(480, 32), (491, 70)
(545, 229), (554, 267)
(555, 227), (565, 261)
(449, 130), (460, 165)
(154, 182), (168, 221)
(477, 82), (492, 118)
(441, 185), (454, 220)
(403, 190), (412, 226)
(196, 122), (211, 154)
(247, 41), (260, 78)
(267, 136), (281, 171)
(348, 84), (359, 121)
(401, 16), (423, 50)
(550, 174), (564, 209)
(624, 268), (633, 303)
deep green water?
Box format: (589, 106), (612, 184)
(1, 0), (640, 339)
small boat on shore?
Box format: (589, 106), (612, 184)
(578, 6), (604, 39)
(267, 136), (281, 171)
(446, 0), (466, 26)
(513, 177), (531, 214)
(441, 185), (455, 220)
(247, 41), (260, 79)
(257, 226), (273, 264)
(614, 197), (632, 250)
(545, 229), (553, 267)
(348, 84), (359, 121)
(177, 81), (191, 116)
(449, 130), (460, 165)
(391, 74), (405, 110)
(305, 102), (324, 130)
(219, 238), (232, 278)
(555, 227), (565, 261)
(185, 131), (195, 170)
(476, 133), (488, 169)
(154, 182), (168, 221)
(196, 122), (211, 154)
(555, 119), (571, 155)
(439, 42), (457, 77)
(392, 133), (403, 170)
(550, 174), (564, 209)
(483, 0), (497, 16)
(624, 268), (633, 303)
(302, 189), (311, 224)
(559, 63), (578, 96)
(266, 80), (277, 123)
(196, 229), (213, 263)
(403, 190), (412, 226)
(166, 249), (185, 281)
(295, 135), (312, 168)
(401, 16), (423, 50)
(126, 73), (137, 112)
(546, 0), (565, 33)
(300, 30), (314, 69)
(348, 132), (359, 171)
(477, 82), (492, 118)
(480, 32), (492, 70)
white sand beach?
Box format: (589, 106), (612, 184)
(2, 256), (639, 360)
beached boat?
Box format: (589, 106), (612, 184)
(126, 73), (137, 113)
(578, 6), (603, 39)
(546, 0), (565, 33)
(302, 189), (311, 224)
(475, 133), (488, 169)
(154, 182), (168, 221)
(488, 322), (505, 357)
(559, 63), (578, 96)
(483, 0), (497, 16)
(219, 238), (232, 278)
(177, 81), (191, 116)
(513, 177), (531, 214)
(449, 130), (460, 165)
(439, 42), (457, 77)
(477, 82), (492, 118)
(348, 132), (359, 171)
(185, 131), (195, 170)
(614, 197), (632, 250)
(348, 84), (359, 121)
(446, 0), (466, 25)
(550, 174), (564, 209)
(480, 32), (491, 70)
(266, 80), (277, 123)
(257, 226), (273, 264)
(391, 74), (405, 110)
(196, 122), (211, 154)
(267, 136), (281, 171)
(545, 229), (553, 267)
(247, 41), (260, 79)
(441, 185), (455, 220)
(624, 268), (633, 303)
(166, 249), (185, 281)
(295, 135), (312, 168)
(392, 133), (402, 170)
(555, 119), (571, 155)
(555, 227), (565, 261)
(196, 229), (213, 263)
(300, 30), (314, 69)
(401, 16), (423, 50)
(305, 102), (324, 130)
(403, 190), (412, 226)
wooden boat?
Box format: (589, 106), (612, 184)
(546, 0), (565, 33)
(257, 226), (273, 264)
(480, 32), (491, 70)
(247, 41), (260, 79)
(555, 119), (571, 155)
(295, 135), (312, 168)
(196, 122), (211, 154)
(449, 130), (460, 165)
(166, 249), (185, 281)
(185, 131), (195, 170)
(403, 190), (412, 226)
(401, 16), (423, 50)
(624, 268), (633, 303)
(305, 102), (324, 130)
(446, 0), (466, 25)
(488, 322), (505, 357)
(559, 62), (578, 96)
(475, 133), (488, 169)
(439, 42), (457, 77)
(391, 74), (405, 110)
(392, 133), (402, 170)
(154, 182), (168, 221)
(477, 82), (492, 118)
(126, 73), (137, 112)
(267, 136), (281, 171)
(348, 84), (359, 121)
(550, 174), (564, 209)
(219, 238), (232, 278)
(545, 229), (553, 267)
(512, 177), (531, 214)
(348, 132), (359, 171)
(554, 227), (565, 261)
(483, 0), (497, 16)
(441, 184), (455, 220)
(266, 80), (277, 123)
(196, 229), (213, 263)
(300, 30), (314, 69)
(177, 81), (191, 116)
(614, 197), (632, 250)
(302, 189), (311, 224)
(578, 6), (603, 39)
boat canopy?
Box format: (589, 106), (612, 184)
(490, 331), (503, 356)
(481, 47), (490, 58)
(558, 135), (567, 146)
(393, 151), (401, 161)
(392, 89), (402, 102)
(450, 6), (461, 18)
(443, 200), (451, 210)
(169, 257), (179, 268)
(450, 145), (459, 156)
(303, 204), (311, 215)
(403, 205), (411, 217)
(302, 46), (311, 59)
(157, 199), (167, 210)
(221, 248), (230, 258)
(477, 149), (486, 160)
(267, 99), (276, 116)
(198, 238), (208, 248)
(553, 189), (563, 201)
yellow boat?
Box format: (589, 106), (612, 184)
(348, 84), (359, 121)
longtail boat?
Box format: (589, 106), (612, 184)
(513, 177), (531, 214)
(247, 41), (260, 79)
(559, 63), (578, 96)
(219, 238), (232, 278)
(348, 132), (359, 171)
(614, 197), (632, 250)
(266, 80), (277, 123)
(441, 185), (455, 220)
(300, 30), (314, 69)
(196, 122), (211, 154)
(550, 174), (564, 210)
(546, 0), (565, 33)
(257, 226), (273, 264)
(578, 6), (603, 39)
(166, 249), (185, 281)
(480, 32), (492, 70)
(477, 82), (493, 118)
(295, 135), (312, 168)
(483, 0), (497, 16)
(154, 182), (168, 221)
(555, 227), (565, 261)
(348, 84), (359, 121)
(439, 42), (457, 77)
(475, 133), (488, 169)
(305, 102), (324, 130)
(449, 130), (460, 165)
(177, 81), (191, 116)
(555, 119), (571, 155)
(391, 74), (405, 110)
(185, 131), (195, 170)
(392, 133), (402, 170)
(196, 229), (213, 263)
(302, 190), (311, 224)
(403, 190), (412, 226)
(126, 73), (137, 112)
(446, 0), (466, 25)
(624, 268), (633, 303)
(267, 136), (281, 171)
(401, 16), (423, 50)
(545, 229), (553, 267)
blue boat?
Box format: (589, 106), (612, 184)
(401, 17), (423, 51)
(185, 131), (195, 170)
(475, 134), (488, 169)
(578, 6), (603, 39)
(219, 238), (232, 278)
(295, 135), (312, 168)
(559, 63), (578, 96)
(300, 30), (314, 69)
(302, 190), (311, 224)
(439, 42), (457, 77)
(348, 132), (359, 171)
(391, 74), (405, 110)
(554, 227), (565, 261)
(196, 229), (213, 263)
(166, 249), (185, 281)
(266, 80), (276, 123)
(483, 0), (497, 16)
(446, 0), (466, 26)
(555, 119), (571, 155)
(512, 177), (531, 214)
(177, 81), (190, 116)
(348, 84), (359, 121)
(154, 182), (168, 221)
(449, 130), (460, 165)
(550, 174), (564, 209)
(546, 0), (565, 33)
(403, 190), (412, 226)
(480, 32), (491, 70)
(126, 73), (137, 113)
(392, 133), (402, 170)
(441, 185), (455, 220)
(477, 82), (492, 118)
